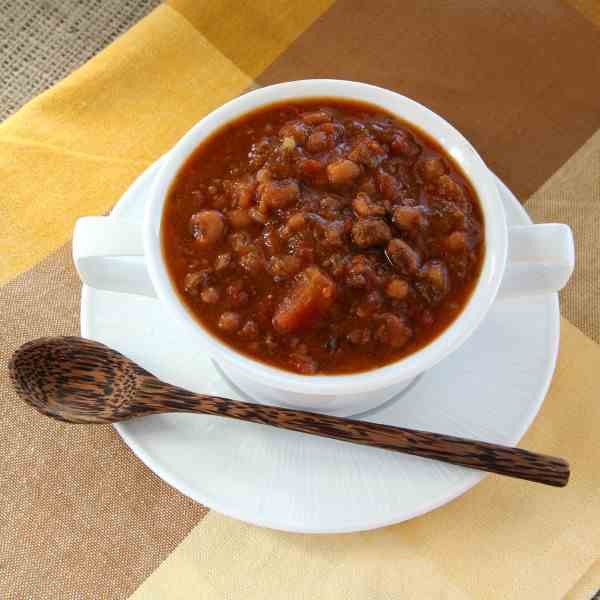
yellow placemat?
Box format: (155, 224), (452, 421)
(0, 3), (251, 284)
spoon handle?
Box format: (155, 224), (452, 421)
(140, 382), (569, 487)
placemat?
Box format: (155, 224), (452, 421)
(0, 0), (160, 122)
(1, 1), (599, 598)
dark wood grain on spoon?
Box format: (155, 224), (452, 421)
(9, 337), (569, 487)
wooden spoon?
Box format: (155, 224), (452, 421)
(9, 336), (569, 487)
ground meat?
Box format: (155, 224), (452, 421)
(417, 158), (446, 182)
(327, 159), (361, 185)
(319, 123), (345, 143)
(228, 208), (253, 229)
(279, 121), (307, 145)
(182, 272), (205, 295)
(214, 252), (232, 271)
(386, 238), (421, 275)
(390, 131), (421, 159)
(264, 333), (278, 353)
(376, 169), (402, 201)
(428, 201), (466, 234)
(322, 253), (348, 279)
(298, 158), (324, 181)
(258, 179), (300, 212)
(374, 313), (412, 348)
(301, 110), (332, 125)
(355, 290), (384, 317)
(306, 130), (333, 153)
(345, 255), (379, 288)
(358, 177), (377, 196)
(319, 195), (344, 219)
(348, 137), (386, 168)
(239, 320), (259, 339)
(353, 192), (386, 217)
(320, 220), (348, 248)
(232, 177), (257, 208)
(261, 225), (283, 256)
(352, 217), (392, 248)
(200, 286), (220, 303)
(417, 260), (450, 304)
(289, 351), (319, 374)
(289, 238), (315, 263)
(434, 175), (465, 204)
(239, 250), (264, 274)
(347, 328), (372, 345)
(421, 309), (435, 328)
(226, 282), (249, 307)
(229, 231), (252, 253)
(269, 254), (302, 280)
(218, 311), (242, 333)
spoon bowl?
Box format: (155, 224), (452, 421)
(9, 336), (154, 423)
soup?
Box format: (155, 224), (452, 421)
(162, 99), (484, 374)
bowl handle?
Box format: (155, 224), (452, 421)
(72, 216), (156, 297)
(497, 224), (574, 299)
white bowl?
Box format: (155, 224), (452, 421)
(144, 80), (506, 416)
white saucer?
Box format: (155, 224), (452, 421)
(81, 158), (559, 533)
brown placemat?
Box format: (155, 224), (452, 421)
(0, 243), (208, 599)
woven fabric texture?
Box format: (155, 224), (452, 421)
(0, 0), (160, 121)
